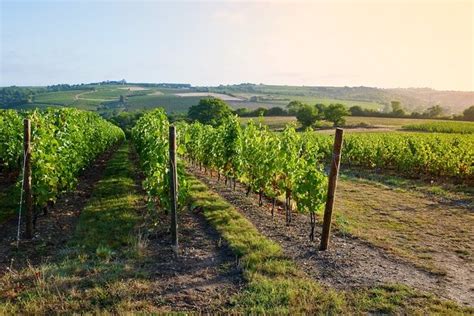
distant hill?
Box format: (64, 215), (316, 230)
(199, 84), (474, 114)
(2, 82), (472, 115)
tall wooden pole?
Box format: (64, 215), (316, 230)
(169, 125), (178, 253)
(24, 119), (33, 239)
(320, 128), (344, 251)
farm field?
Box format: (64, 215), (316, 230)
(403, 121), (474, 134)
(2, 84), (397, 114)
(228, 92), (384, 110)
(0, 109), (473, 313)
(239, 115), (473, 133)
(174, 92), (244, 101)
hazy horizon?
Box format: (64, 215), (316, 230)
(1, 0), (473, 91)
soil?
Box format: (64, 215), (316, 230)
(0, 145), (119, 276)
(138, 204), (243, 311)
(187, 165), (474, 307)
(129, 148), (243, 312)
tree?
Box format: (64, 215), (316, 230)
(324, 104), (349, 126)
(424, 105), (444, 118)
(295, 104), (319, 128)
(391, 101), (405, 117)
(349, 105), (364, 116)
(315, 103), (327, 120)
(287, 100), (304, 115)
(463, 106), (474, 121)
(266, 106), (287, 116)
(234, 108), (250, 116)
(187, 98), (233, 126)
(254, 107), (267, 116)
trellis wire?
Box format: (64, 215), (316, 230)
(16, 147), (28, 247)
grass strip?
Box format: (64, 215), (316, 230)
(187, 175), (472, 314)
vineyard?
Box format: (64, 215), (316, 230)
(310, 132), (474, 180)
(0, 109), (124, 223)
(0, 109), (473, 313)
(403, 121), (474, 134)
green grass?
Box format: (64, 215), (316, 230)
(81, 88), (152, 100)
(30, 90), (102, 110)
(125, 94), (204, 113)
(33, 90), (87, 105)
(186, 175), (471, 314)
(403, 121), (474, 134)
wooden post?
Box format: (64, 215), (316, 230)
(320, 128), (344, 251)
(169, 125), (178, 253)
(24, 119), (33, 239)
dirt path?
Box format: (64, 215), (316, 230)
(140, 201), (243, 311)
(187, 166), (473, 307)
(0, 145), (119, 276)
(74, 90), (115, 102)
(74, 90), (93, 100)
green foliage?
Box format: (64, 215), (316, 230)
(295, 104), (319, 128)
(187, 98), (233, 126)
(309, 132), (474, 180)
(234, 106), (289, 117)
(403, 121), (474, 134)
(315, 103), (327, 119)
(106, 111), (144, 136)
(179, 119), (328, 217)
(0, 87), (38, 108)
(324, 103), (350, 126)
(463, 105), (474, 121)
(424, 105), (444, 118)
(286, 100), (305, 115)
(0, 110), (24, 169)
(0, 109), (125, 207)
(131, 108), (188, 211)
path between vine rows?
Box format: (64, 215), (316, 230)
(187, 165), (474, 307)
(0, 143), (243, 312)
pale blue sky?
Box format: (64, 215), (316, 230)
(1, 0), (473, 90)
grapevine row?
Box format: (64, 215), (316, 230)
(131, 109), (188, 210)
(178, 117), (328, 231)
(307, 132), (473, 180)
(0, 108), (125, 208)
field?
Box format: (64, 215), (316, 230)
(403, 121), (474, 134)
(0, 108), (473, 313)
(228, 92), (383, 110)
(239, 115), (472, 132)
(1, 84), (393, 114)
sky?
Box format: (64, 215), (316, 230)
(1, 0), (473, 91)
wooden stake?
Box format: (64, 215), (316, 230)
(320, 128), (344, 251)
(24, 119), (33, 239)
(169, 125), (178, 253)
